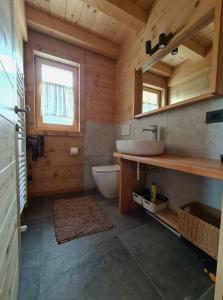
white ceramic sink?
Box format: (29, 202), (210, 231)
(116, 139), (165, 156)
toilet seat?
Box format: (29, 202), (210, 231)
(92, 165), (120, 173)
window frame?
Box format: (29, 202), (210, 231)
(34, 56), (80, 132)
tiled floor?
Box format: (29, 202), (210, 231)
(19, 191), (215, 300)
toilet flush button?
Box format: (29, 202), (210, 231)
(70, 147), (78, 156)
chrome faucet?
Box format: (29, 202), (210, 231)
(143, 125), (158, 140)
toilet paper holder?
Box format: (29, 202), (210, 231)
(70, 147), (79, 156)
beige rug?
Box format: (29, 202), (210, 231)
(53, 196), (113, 244)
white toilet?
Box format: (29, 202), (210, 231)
(92, 165), (120, 199)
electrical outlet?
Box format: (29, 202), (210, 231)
(206, 109), (223, 124)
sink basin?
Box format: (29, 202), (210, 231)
(116, 139), (165, 156)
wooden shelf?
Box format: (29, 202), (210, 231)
(134, 93), (216, 118)
(154, 208), (179, 232)
(114, 152), (223, 180)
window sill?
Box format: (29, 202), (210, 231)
(28, 127), (84, 137)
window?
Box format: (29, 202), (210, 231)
(142, 86), (161, 113)
(35, 56), (80, 131)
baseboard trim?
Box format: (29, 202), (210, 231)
(28, 187), (85, 201)
(27, 187), (98, 201)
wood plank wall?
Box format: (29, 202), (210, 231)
(86, 52), (116, 123)
(0, 0), (22, 298)
(25, 30), (116, 198)
(114, 0), (215, 123)
(0, 116), (18, 300)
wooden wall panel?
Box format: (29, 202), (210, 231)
(0, 114), (19, 300)
(0, 230), (19, 300)
(0, 201), (17, 293)
(0, 62), (16, 124)
(86, 52), (116, 123)
(25, 30), (116, 197)
(169, 68), (211, 104)
(0, 116), (16, 177)
(27, 136), (84, 197)
(0, 114), (18, 300)
(0, 1), (26, 299)
(114, 0), (215, 123)
(0, 164), (17, 232)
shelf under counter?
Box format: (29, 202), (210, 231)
(154, 208), (179, 232)
(113, 152), (223, 180)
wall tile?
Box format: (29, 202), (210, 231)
(84, 122), (115, 189)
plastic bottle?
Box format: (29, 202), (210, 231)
(151, 182), (157, 203)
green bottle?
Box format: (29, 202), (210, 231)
(151, 182), (157, 203)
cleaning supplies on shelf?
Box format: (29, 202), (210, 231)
(133, 189), (168, 213)
(143, 197), (167, 213)
(151, 182), (157, 203)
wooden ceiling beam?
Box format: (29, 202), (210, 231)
(83, 0), (147, 31)
(150, 62), (173, 77)
(25, 5), (120, 59)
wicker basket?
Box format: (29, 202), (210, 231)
(178, 202), (220, 259)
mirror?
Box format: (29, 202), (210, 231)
(134, 20), (214, 117)
(134, 70), (168, 115)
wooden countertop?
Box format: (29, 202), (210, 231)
(113, 152), (223, 180)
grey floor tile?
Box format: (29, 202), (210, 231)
(199, 285), (215, 300)
(119, 221), (212, 300)
(20, 192), (212, 300)
(21, 248), (42, 270)
(43, 198), (54, 217)
(97, 198), (152, 234)
(42, 215), (58, 248)
(86, 190), (106, 202)
(39, 236), (162, 300)
(21, 218), (44, 253)
(18, 263), (41, 300)
(22, 200), (46, 221)
(41, 226), (115, 262)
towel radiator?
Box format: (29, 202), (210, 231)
(15, 65), (29, 214)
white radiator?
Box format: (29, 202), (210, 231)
(15, 65), (28, 214)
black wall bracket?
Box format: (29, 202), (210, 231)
(145, 32), (173, 56)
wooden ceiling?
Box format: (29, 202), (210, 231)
(190, 22), (214, 50)
(133, 0), (154, 10)
(25, 0), (154, 44)
(25, 0), (213, 64)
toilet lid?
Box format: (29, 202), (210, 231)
(92, 164), (120, 173)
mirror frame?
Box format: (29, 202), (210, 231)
(134, 6), (223, 119)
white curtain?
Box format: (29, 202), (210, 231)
(142, 102), (158, 112)
(41, 82), (74, 119)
